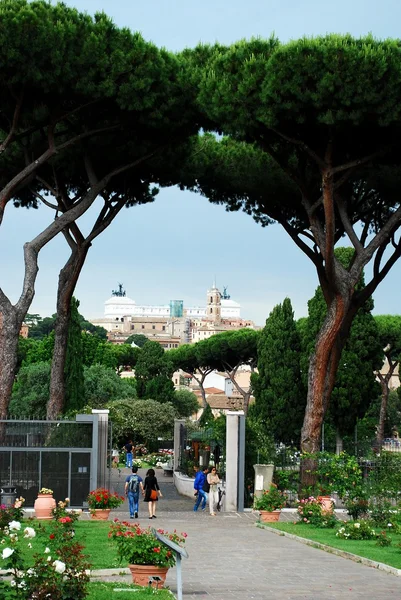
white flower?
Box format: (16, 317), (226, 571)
(354, 523), (360, 528)
(53, 560), (66, 574)
(8, 521), (21, 531)
(47, 556), (52, 562)
(27, 543), (32, 549)
(9, 533), (18, 542)
(2, 547), (14, 559)
(388, 523), (393, 527)
(17, 580), (26, 589)
(27, 568), (36, 576)
(44, 547), (51, 554)
(10, 580), (16, 587)
(23, 527), (36, 539)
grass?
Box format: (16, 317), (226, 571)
(264, 522), (401, 569)
(87, 582), (174, 599)
(29, 521), (122, 569)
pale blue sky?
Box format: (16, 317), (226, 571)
(1, 0), (401, 324)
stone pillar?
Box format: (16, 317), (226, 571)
(92, 410), (109, 489)
(225, 411), (245, 512)
(253, 464), (274, 500)
(174, 419), (185, 471)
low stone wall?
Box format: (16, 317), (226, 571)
(173, 471), (195, 499)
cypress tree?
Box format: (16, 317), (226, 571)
(64, 298), (84, 413)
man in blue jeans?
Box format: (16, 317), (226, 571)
(123, 440), (134, 468)
(193, 466), (209, 512)
(125, 465), (144, 519)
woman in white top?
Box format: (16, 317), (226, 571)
(207, 467), (220, 516)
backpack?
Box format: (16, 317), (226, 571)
(203, 476), (210, 493)
(128, 474), (139, 493)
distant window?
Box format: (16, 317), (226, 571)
(210, 308), (213, 314)
(162, 326), (166, 331)
(131, 325), (135, 330)
(142, 325), (145, 329)
(210, 296), (213, 303)
(152, 325), (155, 330)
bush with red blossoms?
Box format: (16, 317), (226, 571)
(109, 519), (187, 567)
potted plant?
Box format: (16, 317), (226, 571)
(254, 483), (286, 522)
(87, 488), (124, 520)
(109, 519), (187, 587)
(34, 488), (56, 520)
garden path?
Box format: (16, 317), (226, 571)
(90, 467), (401, 599)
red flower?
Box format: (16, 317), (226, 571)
(49, 534), (55, 539)
(153, 547), (161, 553)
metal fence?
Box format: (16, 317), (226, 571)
(0, 416), (108, 507)
(177, 424), (225, 479)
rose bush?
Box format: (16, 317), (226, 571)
(0, 518), (90, 599)
(336, 520), (376, 540)
(0, 497), (25, 531)
(296, 496), (337, 528)
(109, 519), (186, 567)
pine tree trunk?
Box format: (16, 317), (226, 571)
(0, 309), (21, 419)
(47, 246), (89, 419)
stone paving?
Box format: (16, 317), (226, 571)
(92, 467), (401, 599)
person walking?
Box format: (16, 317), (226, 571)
(124, 465), (144, 519)
(193, 466), (208, 512)
(123, 440), (134, 468)
(143, 468), (162, 519)
(207, 466), (220, 516)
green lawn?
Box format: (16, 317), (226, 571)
(27, 521), (122, 569)
(264, 522), (401, 570)
(87, 582), (174, 599)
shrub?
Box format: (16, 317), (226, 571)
(336, 520), (376, 540)
(109, 519), (186, 567)
(376, 530), (392, 547)
(0, 497), (25, 531)
(87, 488), (124, 511)
(297, 496), (336, 528)
(254, 484), (286, 512)
(344, 495), (369, 521)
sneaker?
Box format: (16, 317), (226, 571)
(149, 517), (153, 519)
(202, 508), (206, 511)
(134, 512), (138, 519)
(130, 515), (134, 518)
(210, 513), (216, 516)
(152, 515), (157, 518)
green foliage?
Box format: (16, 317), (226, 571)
(198, 402), (213, 427)
(107, 398), (176, 445)
(303, 451), (363, 499)
(83, 365), (136, 408)
(344, 495), (369, 521)
(134, 341), (175, 402)
(252, 298), (305, 444)
(125, 334), (148, 348)
(87, 488), (124, 510)
(173, 389), (199, 418)
(64, 298), (85, 413)
(366, 452), (401, 498)
(274, 470), (299, 494)
(9, 361), (50, 417)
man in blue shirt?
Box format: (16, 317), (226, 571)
(125, 465), (144, 519)
(193, 466), (209, 512)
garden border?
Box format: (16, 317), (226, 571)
(257, 523), (401, 578)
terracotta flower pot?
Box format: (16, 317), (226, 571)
(34, 494), (56, 520)
(259, 509), (281, 523)
(319, 496), (334, 513)
(128, 564), (169, 587)
(90, 508), (111, 521)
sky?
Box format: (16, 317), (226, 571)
(1, 0), (401, 325)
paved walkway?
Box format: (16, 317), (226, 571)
(91, 467), (401, 599)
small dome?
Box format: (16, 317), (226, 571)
(104, 296), (135, 305)
(221, 299), (240, 308)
